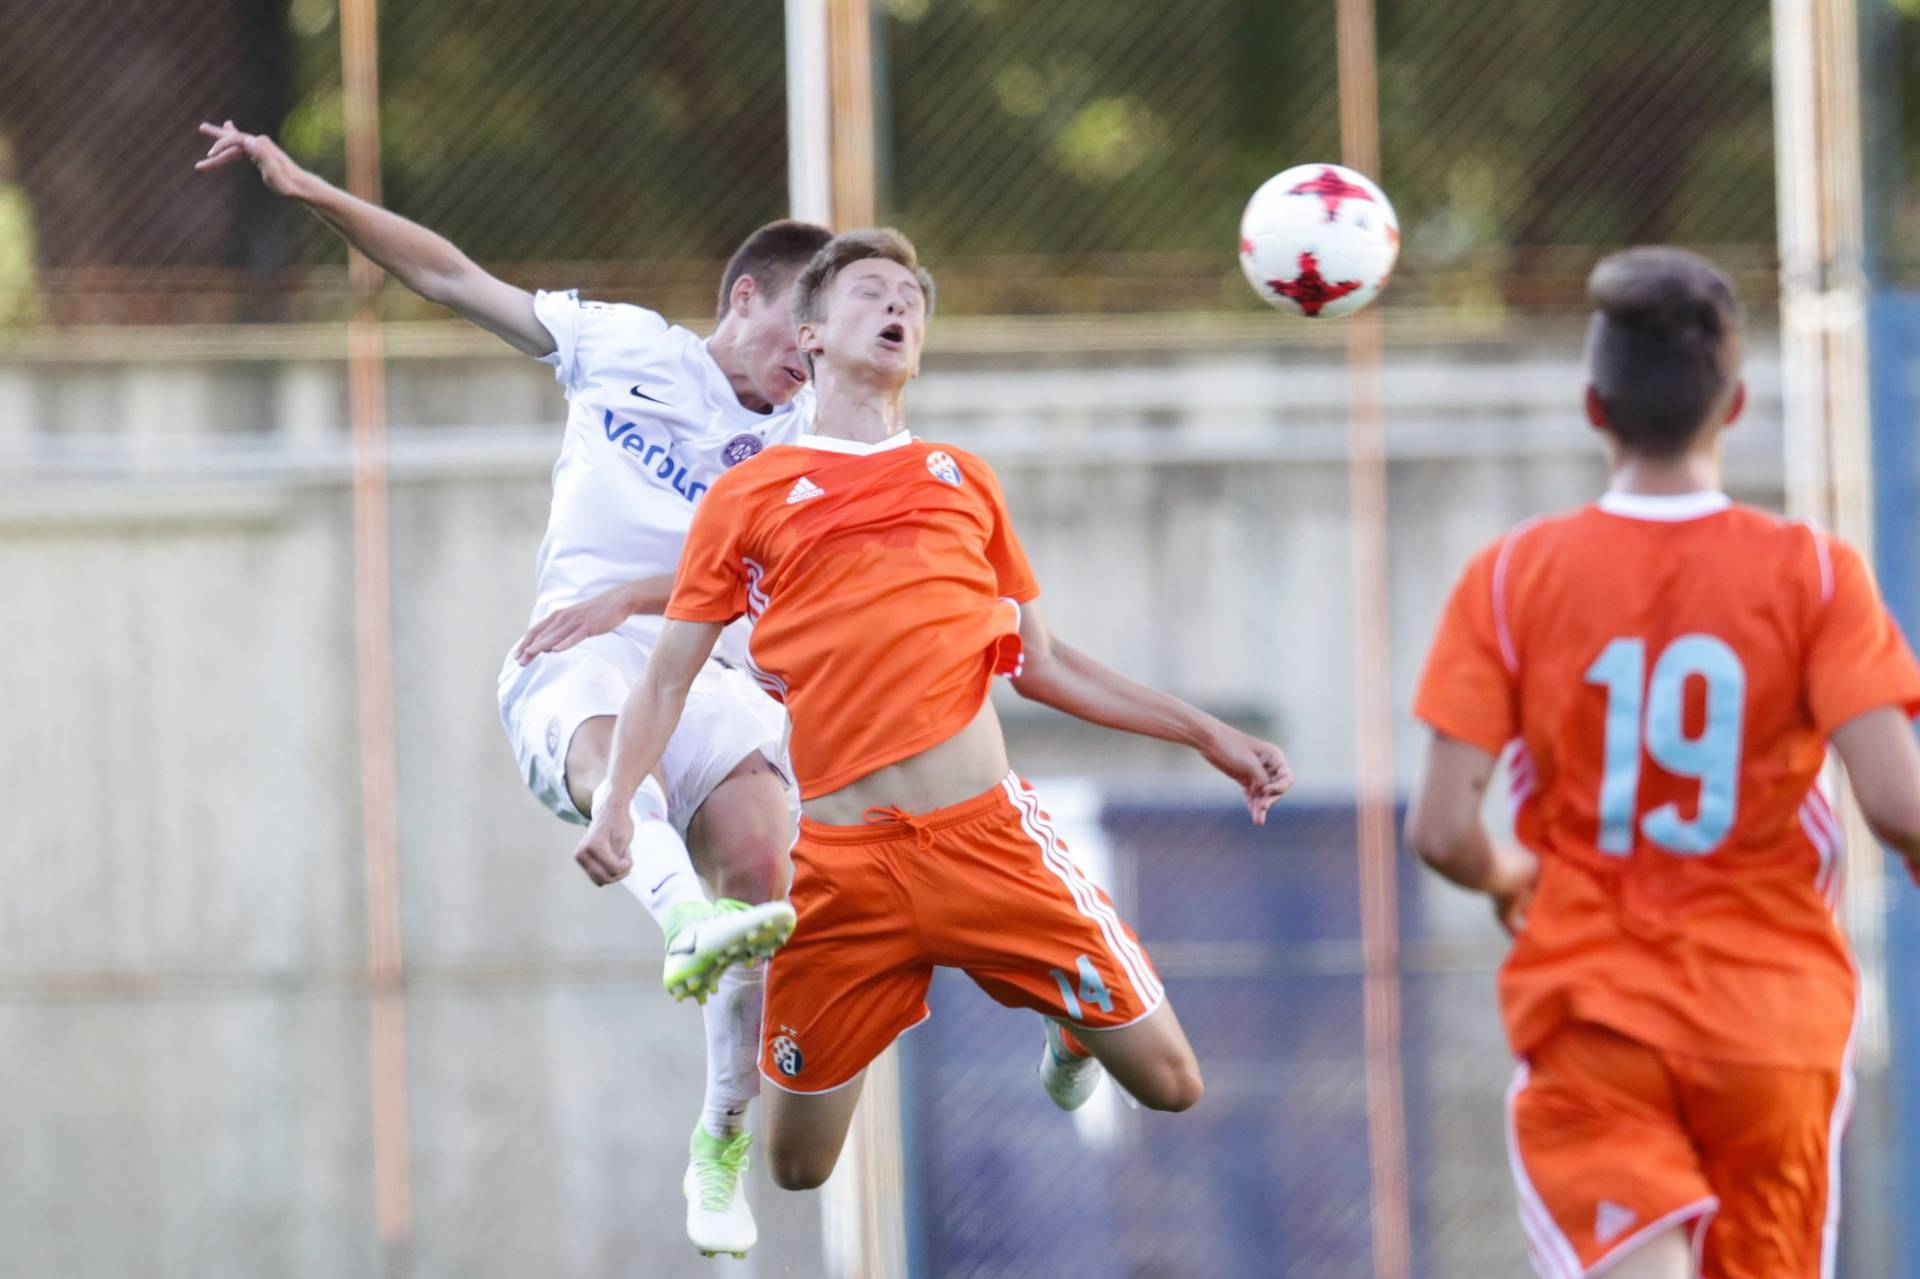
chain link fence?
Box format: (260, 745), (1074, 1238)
(902, 800), (1523, 1279)
(0, 0), (1783, 326)
(2, 3), (1903, 1278)
(0, 0), (788, 324)
(880, 0), (1777, 315)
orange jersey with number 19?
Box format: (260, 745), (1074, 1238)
(1415, 491), (1920, 1070)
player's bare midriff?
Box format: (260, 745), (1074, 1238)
(801, 698), (1009, 825)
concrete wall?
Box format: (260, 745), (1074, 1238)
(0, 320), (1788, 1277)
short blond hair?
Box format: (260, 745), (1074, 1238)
(789, 228), (938, 330)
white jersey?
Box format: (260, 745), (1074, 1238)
(529, 288), (811, 655)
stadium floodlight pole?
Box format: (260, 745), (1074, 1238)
(824, 7), (905, 1269)
(786, 0), (833, 225)
(1773, 0), (1887, 1077)
(786, 0), (877, 231)
(787, 9), (903, 1278)
(339, 0), (414, 1259)
(1336, 0), (1414, 1276)
(826, 0), (878, 229)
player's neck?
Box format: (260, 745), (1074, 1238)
(704, 324), (774, 415)
(812, 369), (910, 445)
(1607, 447), (1722, 498)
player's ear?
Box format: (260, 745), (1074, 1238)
(1583, 384), (1610, 431)
(728, 274), (758, 319)
(1722, 380), (1747, 426)
(796, 317), (823, 362)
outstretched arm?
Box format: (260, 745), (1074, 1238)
(1405, 731), (1537, 933)
(572, 618), (723, 884)
(194, 120), (554, 357)
(512, 573), (678, 665)
(1009, 599), (1292, 823)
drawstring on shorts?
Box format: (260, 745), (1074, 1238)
(863, 805), (938, 854)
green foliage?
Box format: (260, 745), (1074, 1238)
(286, 0), (788, 264)
(1887, 2), (1920, 277)
(883, 0), (1773, 264)
(270, 0), (1778, 273)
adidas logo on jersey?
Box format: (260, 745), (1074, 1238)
(787, 476), (825, 505)
(1594, 1200), (1638, 1246)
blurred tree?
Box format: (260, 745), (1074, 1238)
(1880, 0), (1920, 280)
(0, 0), (1787, 318)
(302, 0), (789, 266)
(874, 0), (1773, 265)
(0, 0), (295, 317)
(878, 0), (1339, 258)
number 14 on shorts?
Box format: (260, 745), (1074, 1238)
(1050, 955), (1114, 1019)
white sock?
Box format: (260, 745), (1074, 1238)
(591, 776), (708, 934)
(700, 963), (764, 1140)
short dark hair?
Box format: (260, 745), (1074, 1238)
(716, 219), (834, 320)
(1585, 247), (1743, 458)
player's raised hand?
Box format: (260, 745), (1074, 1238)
(574, 805), (635, 886)
(194, 121), (310, 197)
(1200, 726), (1294, 825)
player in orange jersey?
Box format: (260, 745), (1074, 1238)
(574, 228), (1293, 1189)
(1408, 247), (1920, 1279)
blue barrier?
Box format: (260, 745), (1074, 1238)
(1869, 291), (1920, 1279)
(897, 799), (1434, 1279)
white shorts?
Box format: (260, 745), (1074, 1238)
(496, 631), (790, 837)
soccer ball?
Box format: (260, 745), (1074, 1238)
(1239, 163), (1399, 318)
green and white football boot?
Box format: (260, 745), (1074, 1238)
(661, 898), (796, 1003)
(685, 1125), (757, 1259)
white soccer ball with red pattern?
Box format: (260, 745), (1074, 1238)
(1239, 163), (1399, 319)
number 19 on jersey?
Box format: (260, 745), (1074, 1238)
(1585, 634), (1747, 856)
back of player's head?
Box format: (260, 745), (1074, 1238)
(790, 228), (938, 329)
(717, 219), (834, 320)
(1585, 247), (1743, 457)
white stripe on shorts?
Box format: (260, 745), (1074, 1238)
(1033, 813), (1163, 1007)
(1505, 1064), (1583, 1279)
(1002, 775), (1165, 1009)
(1007, 778), (1159, 1003)
(1821, 1008), (1859, 1279)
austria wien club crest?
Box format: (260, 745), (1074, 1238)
(723, 434), (763, 466)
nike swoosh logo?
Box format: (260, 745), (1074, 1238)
(630, 384), (674, 406)
(650, 873), (675, 893)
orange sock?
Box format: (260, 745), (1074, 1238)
(1058, 1027), (1092, 1059)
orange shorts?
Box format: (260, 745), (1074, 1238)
(1506, 1020), (1850, 1279)
(761, 773), (1164, 1093)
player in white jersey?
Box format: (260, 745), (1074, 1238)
(196, 120), (831, 1258)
